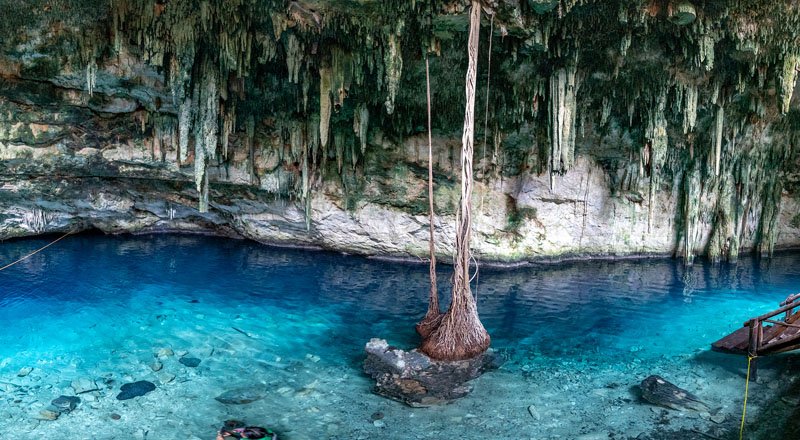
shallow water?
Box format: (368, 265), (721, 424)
(1, 234), (799, 439)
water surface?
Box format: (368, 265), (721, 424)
(1, 234), (798, 439)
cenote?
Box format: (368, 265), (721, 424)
(2, 233), (800, 439)
(4, 0), (800, 439)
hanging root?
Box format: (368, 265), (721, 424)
(419, 298), (490, 361)
(418, 0), (490, 362)
(416, 310), (443, 339)
(416, 52), (442, 340)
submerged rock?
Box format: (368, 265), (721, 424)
(215, 387), (265, 404)
(157, 372), (176, 385)
(363, 338), (500, 407)
(35, 409), (59, 421)
(179, 357), (201, 367)
(116, 380), (156, 400)
(640, 375), (709, 412)
(71, 378), (99, 394)
(50, 395), (80, 413)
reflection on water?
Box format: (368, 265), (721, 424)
(2, 234), (799, 359)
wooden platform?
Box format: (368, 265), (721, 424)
(712, 294), (800, 356)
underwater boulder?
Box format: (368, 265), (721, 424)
(363, 338), (501, 407)
(179, 356), (201, 367)
(116, 380), (156, 400)
(71, 378), (99, 394)
(50, 395), (80, 413)
(640, 375), (709, 412)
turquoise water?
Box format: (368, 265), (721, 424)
(1, 234), (799, 439)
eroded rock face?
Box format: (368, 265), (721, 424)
(363, 338), (500, 406)
(1, 1), (799, 262)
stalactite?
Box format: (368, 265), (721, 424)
(492, 124), (502, 179)
(302, 67), (311, 113)
(285, 33), (303, 84)
(245, 115), (255, 184)
(548, 62), (579, 188)
(600, 96), (611, 126)
(134, 111), (149, 135)
(86, 59), (97, 96)
(256, 32), (277, 63)
(383, 20), (404, 115)
(112, 5), (122, 53)
(221, 101), (236, 160)
(713, 105), (723, 176)
(307, 115), (320, 170)
(708, 171), (735, 263)
(319, 65), (332, 152)
(758, 178), (783, 257)
(646, 90), (668, 170)
(331, 46), (353, 109)
(699, 33), (716, 71)
(780, 53), (798, 114)
(335, 131), (345, 174)
(151, 115), (175, 164)
(193, 60), (219, 213)
(646, 89), (668, 232)
(178, 97), (192, 164)
(683, 167), (701, 264)
(619, 31), (631, 58)
(354, 103), (369, 155)
(289, 121), (303, 161)
(682, 84), (697, 134)
(732, 157), (755, 261)
(628, 101), (635, 127)
(302, 131), (311, 230)
(270, 11), (287, 40)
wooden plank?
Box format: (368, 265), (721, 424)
(713, 297), (800, 357)
(761, 327), (800, 349)
(763, 319), (800, 329)
(760, 310), (800, 345)
(743, 299), (800, 324)
(711, 326), (751, 354)
(748, 319), (759, 357)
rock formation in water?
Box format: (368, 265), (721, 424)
(640, 375), (710, 412)
(0, 0), (799, 263)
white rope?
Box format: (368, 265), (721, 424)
(0, 230), (74, 272)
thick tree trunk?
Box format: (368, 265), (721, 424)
(416, 54), (443, 339)
(420, 0), (490, 361)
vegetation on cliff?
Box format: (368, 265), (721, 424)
(0, 0), (799, 263)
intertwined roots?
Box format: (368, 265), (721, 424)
(418, 0), (490, 362)
(419, 298), (490, 361)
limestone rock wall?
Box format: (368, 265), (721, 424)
(1, 0), (800, 263)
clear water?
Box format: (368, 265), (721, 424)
(1, 234), (799, 439)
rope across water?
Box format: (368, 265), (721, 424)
(0, 230), (74, 272)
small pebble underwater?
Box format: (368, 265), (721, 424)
(1, 233), (800, 439)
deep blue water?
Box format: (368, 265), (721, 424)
(1, 233), (798, 439)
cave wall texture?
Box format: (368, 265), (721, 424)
(1, 0), (799, 263)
